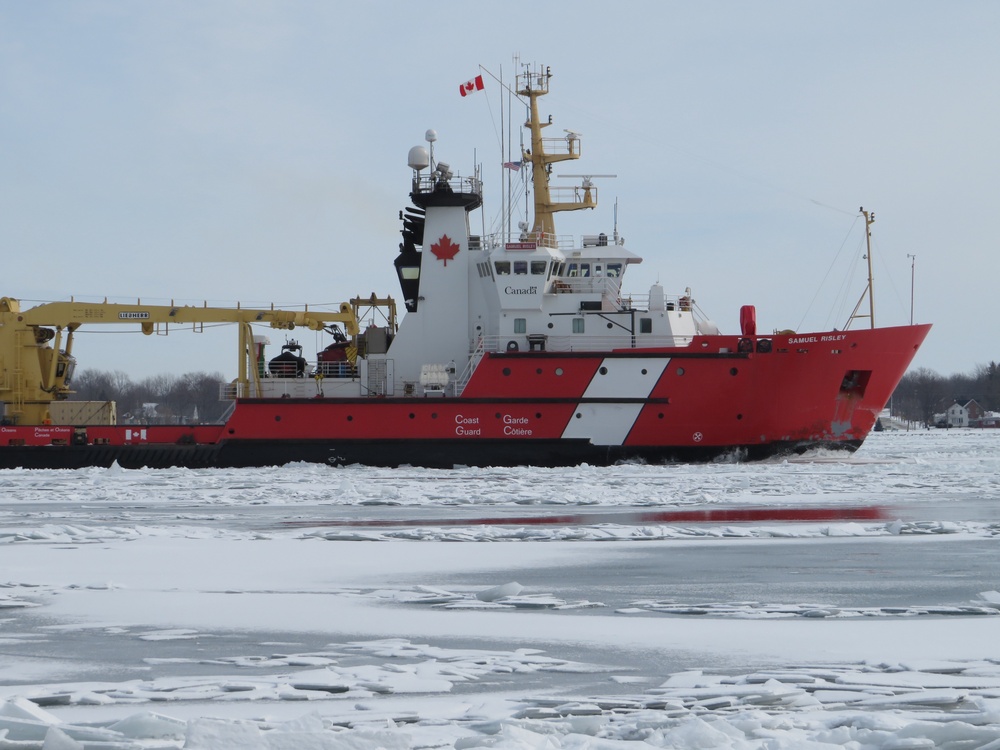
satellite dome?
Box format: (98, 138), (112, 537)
(407, 146), (430, 171)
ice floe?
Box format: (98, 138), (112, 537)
(6, 648), (1000, 748)
(1, 430), (1000, 748)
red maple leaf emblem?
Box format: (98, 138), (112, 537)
(430, 234), (460, 266)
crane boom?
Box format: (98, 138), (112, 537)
(8, 297), (358, 336)
(0, 296), (359, 426)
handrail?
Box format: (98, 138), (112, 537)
(455, 337), (487, 396)
(412, 173), (483, 197)
(486, 231), (619, 251)
(478, 334), (694, 354)
(220, 357), (357, 401)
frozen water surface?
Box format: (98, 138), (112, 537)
(1, 429), (1000, 748)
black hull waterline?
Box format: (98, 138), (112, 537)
(0, 437), (863, 471)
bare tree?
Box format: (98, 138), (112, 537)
(893, 368), (947, 425)
(69, 369), (226, 423)
(975, 361), (1000, 411)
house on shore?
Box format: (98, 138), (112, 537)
(934, 399), (984, 428)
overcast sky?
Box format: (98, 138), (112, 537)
(1, 1), (996, 379)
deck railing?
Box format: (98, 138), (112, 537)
(474, 334), (692, 357)
(220, 361), (357, 401)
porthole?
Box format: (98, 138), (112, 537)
(502, 367), (511, 376)
(547, 322), (554, 329)
(275, 415), (281, 422)
(536, 368), (543, 375)
(495, 413), (502, 419)
(607, 322), (613, 329)
(347, 415), (353, 422)
(555, 367), (564, 376)
(575, 412), (582, 419)
(730, 367), (738, 376)
(737, 413), (744, 420)
(658, 413), (664, 419)
(535, 412), (542, 419)
(409, 413), (415, 419)
(599, 366), (608, 375)
(431, 413), (438, 419)
(641, 368), (648, 375)
(677, 367), (685, 376)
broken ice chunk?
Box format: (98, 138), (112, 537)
(476, 582), (523, 602)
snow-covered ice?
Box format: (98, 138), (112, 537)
(1, 428), (1000, 748)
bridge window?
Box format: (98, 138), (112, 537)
(514, 261), (528, 275)
(531, 260), (548, 275)
(607, 263), (622, 278)
(494, 261), (511, 275)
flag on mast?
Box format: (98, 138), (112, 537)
(460, 74), (485, 97)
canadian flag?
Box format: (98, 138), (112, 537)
(459, 74), (485, 97)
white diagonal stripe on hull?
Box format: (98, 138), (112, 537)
(561, 403), (645, 445)
(581, 357), (670, 399)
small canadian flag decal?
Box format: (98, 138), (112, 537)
(431, 235), (460, 266)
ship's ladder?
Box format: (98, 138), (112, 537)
(455, 337), (486, 396)
(11, 329), (26, 417)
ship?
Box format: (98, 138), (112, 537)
(0, 66), (930, 470)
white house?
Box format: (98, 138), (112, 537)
(945, 401), (969, 427)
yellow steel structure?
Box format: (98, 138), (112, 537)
(518, 65), (596, 244)
(351, 293), (398, 333)
(0, 296), (358, 426)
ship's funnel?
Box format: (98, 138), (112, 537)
(740, 305), (757, 337)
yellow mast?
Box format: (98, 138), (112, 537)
(845, 207), (876, 330)
(518, 65), (595, 246)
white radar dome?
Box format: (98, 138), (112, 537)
(408, 146), (430, 171)
(425, 129), (437, 143)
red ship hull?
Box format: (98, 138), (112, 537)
(0, 324), (929, 469)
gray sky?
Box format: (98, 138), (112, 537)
(1, 1), (995, 379)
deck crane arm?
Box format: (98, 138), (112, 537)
(0, 296), (359, 426)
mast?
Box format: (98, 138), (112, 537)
(500, 64), (506, 239)
(845, 207), (876, 330)
(517, 65), (595, 246)
(907, 253), (916, 325)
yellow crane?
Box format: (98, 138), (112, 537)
(0, 296), (359, 426)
